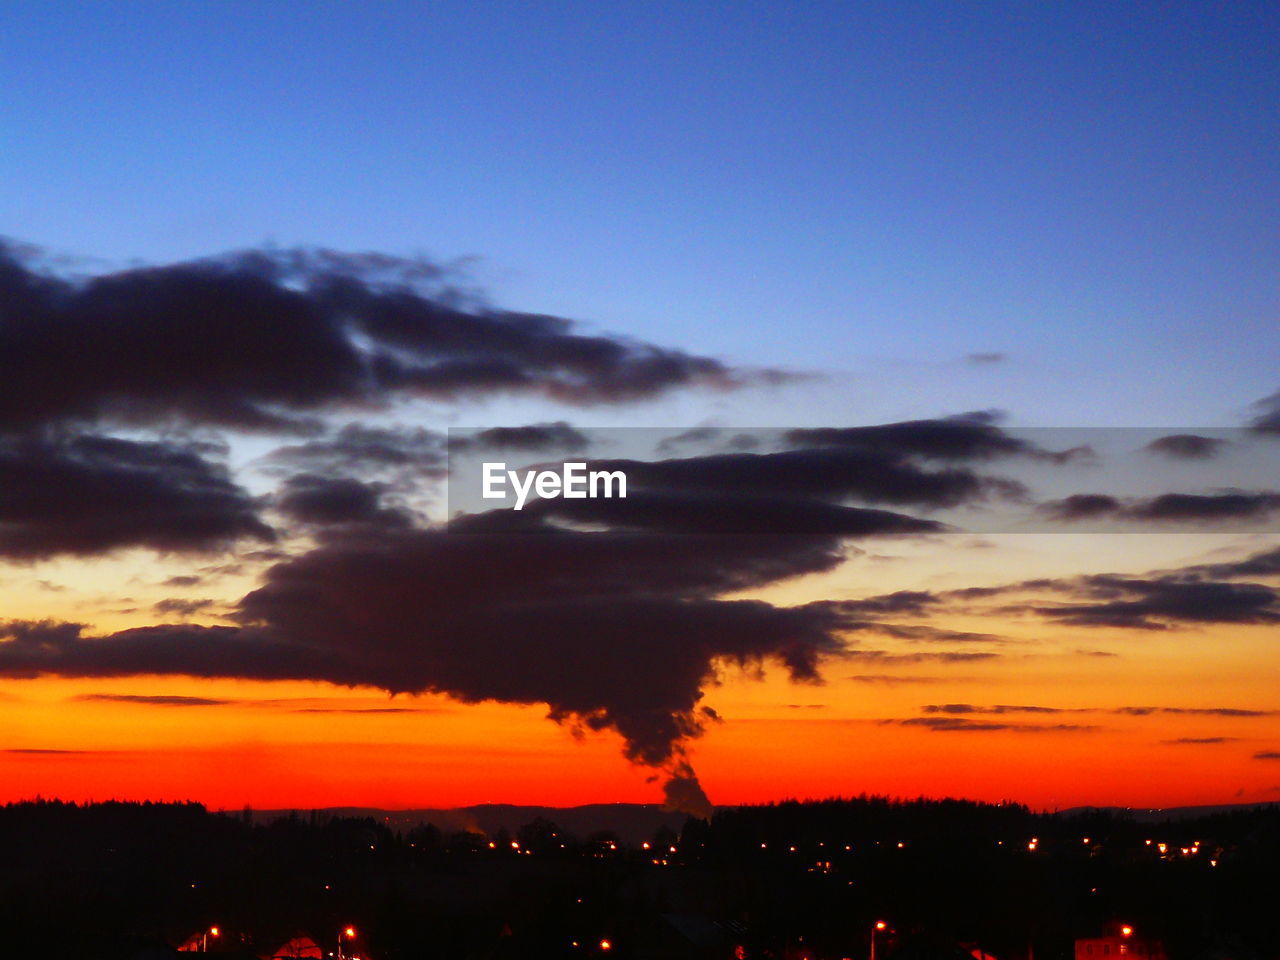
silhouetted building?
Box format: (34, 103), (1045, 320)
(267, 936), (324, 959)
(1075, 924), (1166, 960)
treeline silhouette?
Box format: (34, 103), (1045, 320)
(1, 796), (1277, 959)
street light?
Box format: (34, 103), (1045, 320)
(870, 921), (887, 960)
(337, 926), (357, 960)
(201, 926), (220, 952)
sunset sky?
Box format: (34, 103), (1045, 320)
(1, 1), (1278, 814)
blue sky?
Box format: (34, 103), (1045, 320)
(2, 0), (1276, 426)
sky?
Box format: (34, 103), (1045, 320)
(0, 1), (1278, 814)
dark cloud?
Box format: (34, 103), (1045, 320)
(71, 696), (435, 716)
(583, 445), (1023, 511)
(0, 242), (753, 435)
(264, 423), (446, 478)
(846, 674), (951, 685)
(240, 548), (291, 563)
(1185, 546), (1280, 580)
(0, 433), (273, 558)
(650, 428), (763, 455)
(857, 623), (1005, 644)
(786, 414), (1094, 466)
(1128, 492), (1280, 522)
(947, 558), (1280, 630)
(517, 489), (945, 536)
(885, 717), (1098, 733)
(966, 353), (1007, 365)
(3, 748), (101, 755)
(921, 704), (1073, 715)
(924, 544), (1280, 632)
(843, 650), (1001, 664)
(454, 421), (590, 453)
(275, 474), (412, 528)
(0, 488), (1007, 806)
(446, 512), (855, 595)
(290, 706), (426, 714)
(662, 763), (713, 820)
(1162, 737), (1240, 744)
(920, 704), (1274, 719)
(1145, 434), (1228, 460)
(1039, 491), (1280, 524)
(655, 427), (724, 454)
(444, 418), (1039, 541)
(1039, 494), (1122, 521)
(1113, 706), (1275, 717)
(161, 575), (205, 588)
(1025, 576), (1280, 629)
(233, 526), (857, 776)
(948, 582), (1050, 599)
(198, 563), (244, 577)
(784, 414), (1027, 461)
(837, 591), (941, 616)
(152, 598), (219, 617)
(1248, 388), (1280, 435)
(0, 620), (330, 683)
(1253, 751), (1280, 760)
(0, 517), (885, 811)
(74, 693), (234, 707)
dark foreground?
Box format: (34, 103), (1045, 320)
(3, 796), (1277, 960)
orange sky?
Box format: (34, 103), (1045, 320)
(4, 532), (1279, 812)
(4, 669), (1278, 811)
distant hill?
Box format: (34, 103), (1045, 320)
(241, 802), (687, 843)
(1057, 801), (1280, 822)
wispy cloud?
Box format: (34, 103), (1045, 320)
(73, 693), (235, 707)
(882, 717), (1100, 734)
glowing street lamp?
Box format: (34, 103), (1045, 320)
(1121, 925), (1133, 938)
(200, 926), (220, 952)
(870, 921), (887, 960)
(337, 926), (357, 960)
